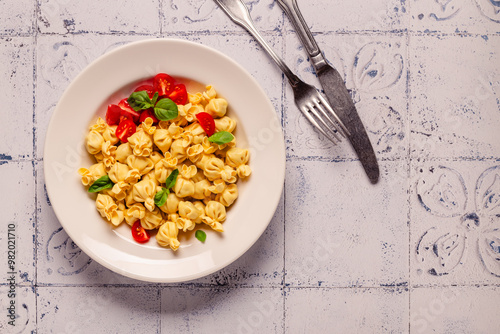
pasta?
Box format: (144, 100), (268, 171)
(96, 194), (124, 227)
(156, 221), (180, 250)
(79, 80), (251, 251)
(86, 130), (104, 155)
(132, 179), (156, 212)
(128, 130), (153, 157)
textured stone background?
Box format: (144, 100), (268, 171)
(0, 0), (499, 333)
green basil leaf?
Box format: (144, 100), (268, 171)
(195, 230), (207, 243)
(88, 175), (114, 193)
(151, 92), (159, 106)
(154, 98), (178, 121)
(127, 91), (154, 111)
(208, 131), (234, 145)
(165, 169), (179, 190)
(154, 187), (169, 207)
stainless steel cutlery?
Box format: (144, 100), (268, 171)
(214, 0), (379, 183)
(214, 0), (348, 144)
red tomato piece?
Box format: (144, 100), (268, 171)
(115, 119), (136, 143)
(105, 104), (122, 125)
(134, 84), (155, 98)
(139, 109), (159, 124)
(131, 221), (150, 243)
(153, 73), (175, 97)
(196, 112), (216, 137)
(117, 98), (141, 124)
(168, 84), (188, 105)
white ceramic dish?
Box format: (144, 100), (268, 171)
(44, 38), (285, 283)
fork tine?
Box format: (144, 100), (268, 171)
(312, 99), (344, 141)
(301, 105), (339, 144)
(301, 106), (337, 144)
(308, 102), (342, 142)
(316, 93), (350, 137)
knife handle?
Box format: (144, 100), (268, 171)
(277, 0), (323, 61)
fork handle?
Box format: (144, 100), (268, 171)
(214, 0), (300, 87)
(277, 0), (327, 71)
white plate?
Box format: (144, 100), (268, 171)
(44, 38), (285, 283)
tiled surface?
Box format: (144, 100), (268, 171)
(284, 32), (409, 160)
(285, 287), (409, 333)
(0, 0), (499, 333)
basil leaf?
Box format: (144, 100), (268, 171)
(208, 131), (234, 145)
(165, 169), (179, 190)
(154, 98), (178, 121)
(88, 175), (114, 193)
(195, 230), (206, 243)
(154, 187), (169, 207)
(151, 92), (159, 106)
(127, 91), (154, 111)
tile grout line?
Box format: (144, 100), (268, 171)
(33, 1), (39, 332)
(9, 282), (499, 288)
(158, 287), (162, 334)
(280, 17), (287, 334)
(406, 7), (412, 331)
(158, 0), (163, 37)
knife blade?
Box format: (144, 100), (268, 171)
(277, 0), (380, 183)
(317, 64), (380, 183)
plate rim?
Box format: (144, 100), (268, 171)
(43, 37), (286, 283)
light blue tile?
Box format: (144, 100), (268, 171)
(286, 287), (409, 333)
(162, 0), (284, 33)
(409, 34), (500, 160)
(0, 161), (35, 286)
(410, 0), (500, 34)
(0, 286), (36, 333)
(285, 159), (409, 287)
(0, 0), (34, 35)
(0, 37), (34, 160)
(409, 160), (500, 286)
(411, 286), (500, 333)
(161, 286), (283, 333)
(283, 0), (409, 33)
(38, 0), (160, 34)
(38, 286), (160, 332)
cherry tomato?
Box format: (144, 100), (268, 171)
(116, 119), (136, 143)
(134, 84), (155, 98)
(153, 73), (175, 97)
(117, 98), (141, 123)
(105, 104), (122, 125)
(168, 84), (188, 105)
(131, 221), (150, 243)
(139, 109), (159, 124)
(196, 112), (215, 137)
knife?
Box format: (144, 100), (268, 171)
(277, 0), (380, 184)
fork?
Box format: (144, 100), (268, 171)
(213, 0), (349, 144)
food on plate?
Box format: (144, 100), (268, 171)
(78, 73), (251, 251)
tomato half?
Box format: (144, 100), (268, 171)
(134, 84), (155, 98)
(168, 84), (188, 105)
(139, 109), (159, 124)
(153, 73), (175, 97)
(131, 221), (150, 243)
(196, 112), (215, 137)
(116, 119), (136, 143)
(117, 98), (141, 123)
(105, 104), (122, 125)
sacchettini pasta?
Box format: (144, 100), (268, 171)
(79, 83), (251, 251)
